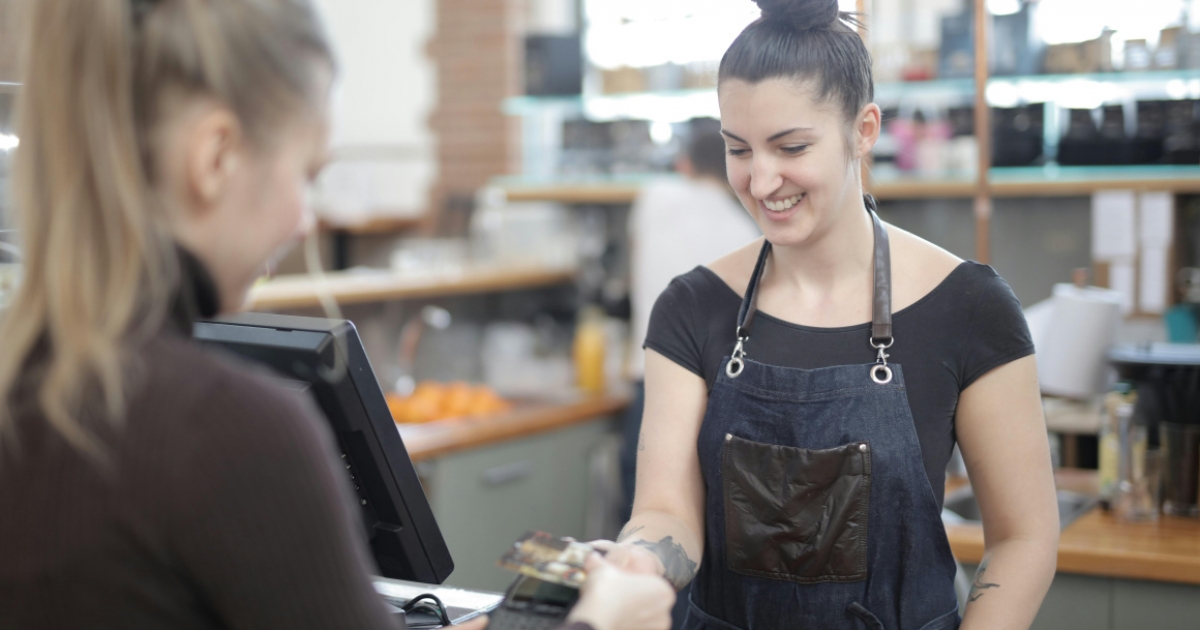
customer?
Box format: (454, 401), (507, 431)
(0, 1), (672, 629)
(602, 1), (1059, 630)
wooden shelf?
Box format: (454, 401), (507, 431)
(397, 392), (630, 462)
(502, 182), (644, 205)
(497, 165), (1200, 205)
(247, 264), (576, 310)
(318, 215), (427, 235)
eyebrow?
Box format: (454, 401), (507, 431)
(721, 127), (812, 144)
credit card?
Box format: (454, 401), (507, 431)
(498, 531), (593, 589)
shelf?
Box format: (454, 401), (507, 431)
(247, 264), (577, 311)
(494, 164), (1200, 204)
(989, 165), (1200, 196)
(318, 215), (426, 235)
(495, 175), (651, 204)
(503, 70), (1200, 122)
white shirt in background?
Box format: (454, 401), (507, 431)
(628, 176), (761, 379)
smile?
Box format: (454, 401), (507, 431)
(762, 194), (804, 212)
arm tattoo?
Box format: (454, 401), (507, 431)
(637, 431), (646, 452)
(633, 536), (698, 590)
(616, 525), (645, 543)
(968, 560), (1001, 603)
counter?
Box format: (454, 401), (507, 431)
(396, 392), (630, 462)
(945, 470), (1200, 585)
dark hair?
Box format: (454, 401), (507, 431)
(686, 118), (727, 180)
(719, 0), (873, 125)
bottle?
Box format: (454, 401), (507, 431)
(1098, 383), (1134, 508)
(573, 306), (607, 395)
(1114, 389), (1160, 522)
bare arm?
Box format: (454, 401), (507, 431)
(956, 355), (1059, 630)
(607, 350), (708, 590)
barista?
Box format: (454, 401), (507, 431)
(601, 1), (1060, 629)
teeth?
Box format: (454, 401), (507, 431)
(763, 194), (802, 212)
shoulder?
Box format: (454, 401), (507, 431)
(137, 334), (324, 448)
(885, 224), (965, 312)
(656, 264), (738, 307)
(704, 237), (768, 299)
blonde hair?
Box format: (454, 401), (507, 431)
(0, 0), (332, 461)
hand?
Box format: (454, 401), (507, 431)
(567, 553), (674, 630)
(589, 539), (665, 577)
(454, 615), (489, 630)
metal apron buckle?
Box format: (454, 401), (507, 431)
(870, 337), (893, 385)
(726, 337), (747, 378)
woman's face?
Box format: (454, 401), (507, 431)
(219, 110), (329, 306)
(718, 78), (866, 247)
(172, 95), (331, 312)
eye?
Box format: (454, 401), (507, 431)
(726, 148), (749, 157)
(781, 145), (809, 155)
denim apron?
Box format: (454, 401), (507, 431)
(683, 199), (960, 630)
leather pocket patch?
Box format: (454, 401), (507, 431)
(722, 434), (871, 583)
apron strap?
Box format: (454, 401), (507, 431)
(735, 239), (772, 342)
(866, 195), (892, 346)
(733, 194), (893, 356)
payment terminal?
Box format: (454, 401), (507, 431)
(486, 575), (580, 630)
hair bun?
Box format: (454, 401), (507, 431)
(754, 0), (840, 31)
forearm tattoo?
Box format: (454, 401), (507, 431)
(968, 559), (1001, 603)
(616, 524), (644, 543)
(633, 536), (698, 590)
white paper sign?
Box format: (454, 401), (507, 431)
(1139, 247), (1170, 314)
(1092, 190), (1137, 260)
(1139, 191), (1174, 247)
(1110, 260), (1136, 316)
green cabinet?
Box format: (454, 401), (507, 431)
(963, 565), (1200, 630)
(421, 418), (618, 592)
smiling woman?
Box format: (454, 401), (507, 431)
(606, 2), (1060, 630)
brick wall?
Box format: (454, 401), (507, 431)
(427, 0), (522, 212)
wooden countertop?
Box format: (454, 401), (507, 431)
(396, 393), (630, 462)
(945, 470), (1200, 584)
(247, 265), (576, 310)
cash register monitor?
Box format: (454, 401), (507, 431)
(193, 312), (454, 584)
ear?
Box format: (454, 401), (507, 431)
(854, 103), (882, 160)
(184, 107), (245, 213)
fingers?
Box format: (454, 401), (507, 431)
(454, 615), (489, 630)
(588, 539), (616, 553)
(584, 552), (608, 572)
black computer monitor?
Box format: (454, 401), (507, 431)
(193, 312), (454, 583)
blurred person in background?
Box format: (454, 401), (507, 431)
(621, 118), (760, 627)
(0, 1), (672, 629)
(601, 1), (1059, 629)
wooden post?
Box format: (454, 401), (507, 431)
(973, 0), (992, 264)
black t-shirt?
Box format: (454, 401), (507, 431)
(644, 261), (1034, 506)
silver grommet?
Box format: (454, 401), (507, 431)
(726, 357), (744, 378)
(871, 364), (893, 385)
(859, 443), (868, 452)
(725, 433), (733, 442)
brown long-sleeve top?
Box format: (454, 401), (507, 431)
(0, 254), (407, 629)
(0, 254), (596, 630)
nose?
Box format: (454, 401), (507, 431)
(749, 155), (782, 201)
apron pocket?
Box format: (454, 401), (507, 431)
(722, 434), (871, 583)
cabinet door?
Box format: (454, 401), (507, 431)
(426, 419), (614, 591)
(1112, 578), (1200, 630)
(1030, 573), (1112, 630)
